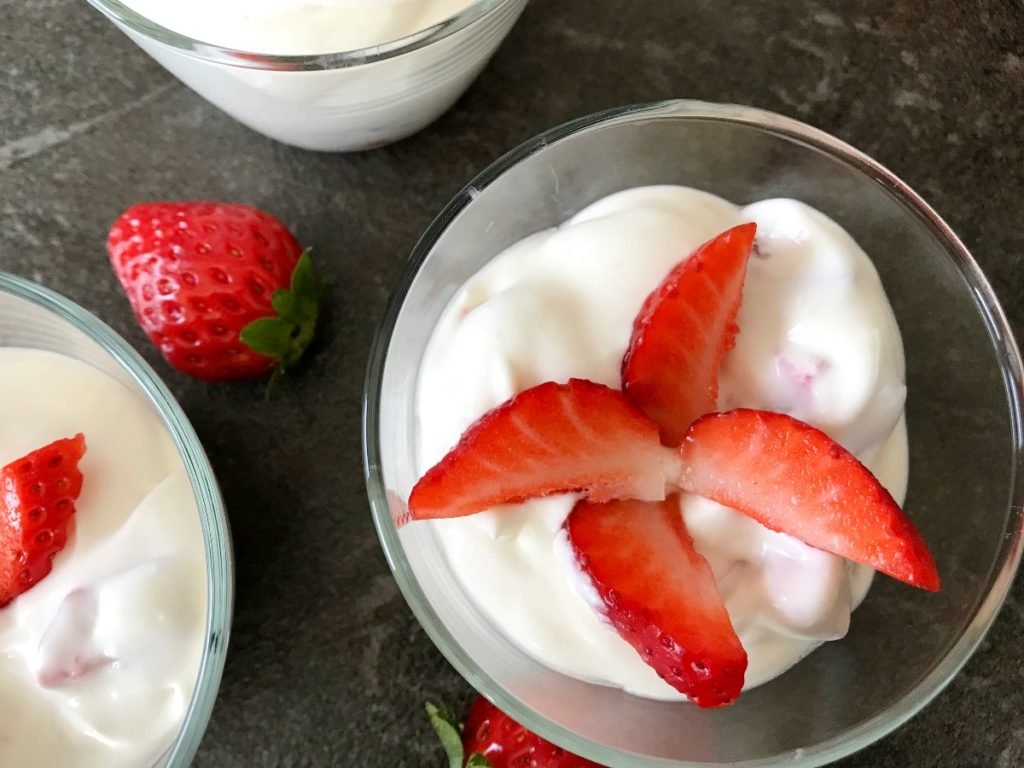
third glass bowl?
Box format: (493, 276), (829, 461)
(364, 100), (1024, 766)
(0, 273), (233, 768)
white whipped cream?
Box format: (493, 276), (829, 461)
(416, 186), (908, 699)
(119, 0), (475, 53)
(0, 349), (207, 765)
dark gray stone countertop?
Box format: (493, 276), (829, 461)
(2, 1), (1022, 766)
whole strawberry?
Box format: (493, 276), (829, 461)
(0, 434), (87, 607)
(107, 202), (319, 382)
(427, 698), (603, 768)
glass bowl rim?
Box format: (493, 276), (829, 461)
(0, 270), (234, 768)
(362, 99), (1024, 767)
(83, 0), (516, 70)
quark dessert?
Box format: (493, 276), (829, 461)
(412, 186), (923, 701)
(0, 348), (207, 766)
(119, 0), (475, 54)
(100, 0), (528, 151)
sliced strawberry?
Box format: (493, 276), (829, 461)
(0, 434), (87, 607)
(566, 496), (747, 708)
(679, 409), (940, 591)
(622, 223), (756, 445)
(408, 379), (677, 522)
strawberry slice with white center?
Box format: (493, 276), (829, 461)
(622, 223), (756, 445)
(408, 379), (678, 521)
(566, 496), (747, 708)
(679, 409), (940, 591)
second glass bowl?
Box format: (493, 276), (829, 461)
(364, 101), (1024, 766)
(0, 273), (233, 768)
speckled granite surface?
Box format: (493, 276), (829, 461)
(1, 1), (1022, 766)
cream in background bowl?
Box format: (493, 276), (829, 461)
(84, 0), (529, 151)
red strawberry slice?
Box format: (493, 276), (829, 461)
(566, 496), (746, 708)
(0, 434), (87, 607)
(679, 409), (940, 591)
(408, 379), (677, 521)
(622, 223), (756, 445)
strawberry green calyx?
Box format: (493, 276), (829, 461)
(425, 702), (492, 768)
(426, 703), (463, 768)
(239, 249), (320, 386)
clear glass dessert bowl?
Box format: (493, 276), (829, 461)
(363, 101), (1024, 766)
(83, 0), (529, 152)
(0, 272), (233, 768)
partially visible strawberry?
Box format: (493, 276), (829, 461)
(426, 698), (603, 768)
(107, 202), (319, 382)
(408, 379), (678, 522)
(622, 223), (756, 445)
(679, 409), (940, 591)
(566, 496), (747, 707)
(0, 435), (87, 607)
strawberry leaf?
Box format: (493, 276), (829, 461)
(239, 317), (293, 358)
(425, 702), (464, 768)
(239, 249), (320, 385)
(289, 249), (320, 321)
(466, 755), (493, 768)
(270, 289), (297, 321)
